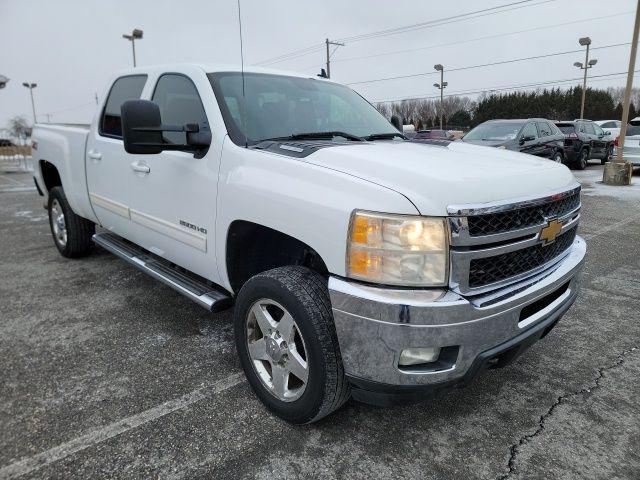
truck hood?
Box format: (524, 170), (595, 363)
(302, 140), (577, 216)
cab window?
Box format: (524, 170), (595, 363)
(100, 75), (147, 138)
(536, 122), (552, 137)
(584, 122), (596, 135)
(152, 74), (209, 145)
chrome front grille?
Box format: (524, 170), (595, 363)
(448, 185), (581, 295)
(467, 191), (580, 237)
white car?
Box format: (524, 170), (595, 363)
(595, 120), (621, 139)
(31, 63), (586, 423)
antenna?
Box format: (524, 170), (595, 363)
(237, 0), (247, 147)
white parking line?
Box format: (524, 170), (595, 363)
(582, 211), (640, 240)
(0, 373), (245, 479)
(0, 175), (24, 186)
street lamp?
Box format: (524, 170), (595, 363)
(22, 82), (37, 124)
(122, 28), (143, 67)
(433, 64), (446, 130)
(574, 36), (597, 119)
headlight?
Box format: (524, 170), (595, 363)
(346, 211), (448, 286)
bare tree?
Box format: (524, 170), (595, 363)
(375, 102), (391, 119)
(8, 116), (30, 138)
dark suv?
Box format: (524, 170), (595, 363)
(554, 120), (614, 169)
(462, 119), (565, 162)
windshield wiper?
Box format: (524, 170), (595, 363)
(364, 132), (406, 141)
(262, 131), (364, 142)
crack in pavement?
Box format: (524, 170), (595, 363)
(497, 346), (638, 480)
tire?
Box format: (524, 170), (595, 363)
(47, 186), (95, 258)
(552, 151), (564, 163)
(575, 148), (588, 170)
(234, 266), (350, 424)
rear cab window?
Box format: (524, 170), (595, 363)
(100, 75), (148, 138)
(555, 123), (575, 134)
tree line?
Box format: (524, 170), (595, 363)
(376, 86), (640, 130)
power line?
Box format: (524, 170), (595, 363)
(335, 0), (555, 43)
(331, 11), (634, 65)
(372, 70), (638, 104)
(255, 0), (552, 66)
(347, 42), (633, 86)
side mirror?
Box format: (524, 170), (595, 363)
(390, 115), (402, 132)
(520, 135), (535, 145)
(121, 100), (211, 156)
(604, 131), (611, 136)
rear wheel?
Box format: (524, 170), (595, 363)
(47, 186), (95, 258)
(575, 148), (588, 170)
(234, 266), (350, 424)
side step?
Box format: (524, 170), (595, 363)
(93, 232), (232, 312)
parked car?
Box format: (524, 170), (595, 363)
(554, 120), (614, 169)
(32, 64), (586, 424)
(0, 139), (16, 147)
(462, 119), (565, 162)
(595, 119), (621, 139)
(613, 121), (640, 166)
(414, 129), (454, 140)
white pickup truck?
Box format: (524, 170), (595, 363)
(32, 63), (586, 424)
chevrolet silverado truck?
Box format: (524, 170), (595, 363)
(32, 64), (586, 424)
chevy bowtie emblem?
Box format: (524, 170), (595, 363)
(540, 219), (563, 245)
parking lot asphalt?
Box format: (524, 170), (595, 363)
(1, 163), (639, 480)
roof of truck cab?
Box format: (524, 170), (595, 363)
(111, 63), (328, 80)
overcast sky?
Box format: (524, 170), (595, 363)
(1, 0), (638, 128)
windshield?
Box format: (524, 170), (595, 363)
(556, 124), (575, 134)
(464, 122), (522, 141)
(208, 72), (398, 145)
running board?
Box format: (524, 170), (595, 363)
(92, 232), (232, 312)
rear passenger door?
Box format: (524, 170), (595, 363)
(126, 73), (219, 280)
(86, 75), (147, 235)
(536, 121), (554, 158)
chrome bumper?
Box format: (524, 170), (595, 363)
(329, 236), (586, 390)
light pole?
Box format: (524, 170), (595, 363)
(122, 29), (143, 67)
(433, 64), (447, 130)
(573, 37), (597, 119)
(603, 0), (640, 185)
(22, 82), (37, 124)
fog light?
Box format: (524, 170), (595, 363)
(399, 347), (441, 366)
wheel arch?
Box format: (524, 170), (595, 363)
(225, 220), (329, 294)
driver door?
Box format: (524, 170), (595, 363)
(519, 122), (544, 157)
(125, 73), (220, 281)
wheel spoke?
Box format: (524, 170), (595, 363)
(251, 304), (276, 335)
(277, 312), (295, 342)
(271, 364), (289, 397)
(247, 338), (269, 361)
(287, 350), (308, 383)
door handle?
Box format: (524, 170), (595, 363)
(130, 161), (150, 174)
(88, 150), (102, 160)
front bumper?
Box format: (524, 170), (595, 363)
(329, 236), (586, 406)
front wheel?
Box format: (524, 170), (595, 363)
(552, 151), (564, 163)
(47, 186), (95, 258)
(234, 266), (350, 424)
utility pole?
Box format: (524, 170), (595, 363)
(433, 64), (447, 130)
(573, 37), (597, 119)
(122, 29), (143, 67)
(603, 0), (639, 185)
(325, 38), (344, 79)
(22, 82), (37, 124)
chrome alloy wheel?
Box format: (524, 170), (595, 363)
(50, 198), (67, 247)
(246, 299), (309, 402)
